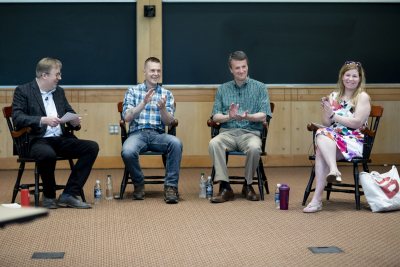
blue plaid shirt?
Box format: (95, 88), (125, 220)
(122, 83), (175, 134)
(212, 78), (271, 132)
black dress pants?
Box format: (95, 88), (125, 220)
(30, 136), (99, 198)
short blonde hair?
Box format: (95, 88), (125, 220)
(36, 57), (62, 78)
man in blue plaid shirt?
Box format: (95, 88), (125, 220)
(121, 57), (182, 204)
(209, 51), (272, 203)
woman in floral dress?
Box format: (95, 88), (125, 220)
(303, 61), (371, 213)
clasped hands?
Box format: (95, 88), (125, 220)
(229, 103), (248, 121)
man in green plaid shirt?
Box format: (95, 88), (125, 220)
(209, 51), (272, 203)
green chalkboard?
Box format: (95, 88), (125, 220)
(162, 3), (400, 84)
(0, 3), (136, 85)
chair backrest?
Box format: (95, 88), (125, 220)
(117, 101), (178, 145)
(361, 105), (384, 160)
(2, 105), (30, 157)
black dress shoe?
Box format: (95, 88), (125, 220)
(242, 184), (259, 201)
(211, 188), (234, 203)
(58, 193), (91, 209)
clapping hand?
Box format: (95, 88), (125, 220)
(228, 103), (248, 121)
(157, 96), (167, 110)
(144, 88), (155, 104)
(321, 96), (333, 116)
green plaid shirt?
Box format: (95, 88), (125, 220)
(212, 78), (271, 132)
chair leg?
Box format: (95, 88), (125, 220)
(210, 166), (216, 182)
(34, 163), (40, 207)
(119, 167), (130, 199)
(326, 183), (332, 200)
(12, 162), (25, 203)
(354, 164), (361, 210)
(302, 165), (315, 206)
(259, 160), (269, 194)
(256, 167), (264, 201)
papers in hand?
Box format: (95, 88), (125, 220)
(59, 112), (79, 123)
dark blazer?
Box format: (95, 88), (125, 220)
(12, 79), (78, 143)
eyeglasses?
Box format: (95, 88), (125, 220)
(344, 61), (362, 67)
(44, 72), (62, 78)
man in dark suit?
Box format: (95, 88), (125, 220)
(12, 57), (99, 209)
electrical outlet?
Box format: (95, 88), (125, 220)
(108, 124), (119, 135)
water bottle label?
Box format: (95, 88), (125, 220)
(94, 188), (102, 199)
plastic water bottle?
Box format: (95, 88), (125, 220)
(206, 176), (213, 199)
(199, 172), (207, 198)
(94, 179), (102, 204)
(105, 175), (113, 200)
(279, 184), (290, 210)
(274, 183), (281, 209)
(20, 184), (30, 207)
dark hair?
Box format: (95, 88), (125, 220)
(228, 51), (248, 68)
(144, 56), (161, 67)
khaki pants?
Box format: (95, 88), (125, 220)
(208, 128), (261, 185)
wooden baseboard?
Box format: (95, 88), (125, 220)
(1, 154), (399, 170)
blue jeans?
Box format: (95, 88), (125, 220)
(121, 129), (183, 188)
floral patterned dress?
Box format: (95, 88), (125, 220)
(316, 92), (365, 161)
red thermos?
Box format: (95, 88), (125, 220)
(20, 184), (30, 207)
(279, 184), (290, 210)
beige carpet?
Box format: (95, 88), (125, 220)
(0, 166), (399, 267)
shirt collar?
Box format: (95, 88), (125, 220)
(233, 77), (250, 89)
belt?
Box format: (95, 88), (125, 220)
(137, 128), (161, 133)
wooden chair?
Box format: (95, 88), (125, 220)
(302, 105), (384, 210)
(2, 106), (85, 207)
(117, 101), (179, 199)
(207, 102), (275, 200)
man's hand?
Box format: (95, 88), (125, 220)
(70, 116), (82, 127)
(144, 88), (155, 104)
(41, 116), (61, 127)
(157, 96), (167, 110)
(236, 110), (248, 121)
(229, 103), (239, 119)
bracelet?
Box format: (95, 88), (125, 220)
(329, 113), (335, 119)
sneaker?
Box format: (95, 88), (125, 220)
(164, 186), (179, 204)
(58, 193), (91, 209)
(133, 184), (145, 200)
(303, 202), (322, 213)
(42, 196), (58, 209)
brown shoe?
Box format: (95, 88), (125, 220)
(242, 184), (259, 201)
(210, 188), (234, 203)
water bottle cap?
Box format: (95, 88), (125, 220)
(201, 173), (205, 175)
(20, 184), (29, 189)
(96, 179), (100, 183)
(277, 183), (281, 187)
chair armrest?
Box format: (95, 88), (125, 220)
(360, 126), (375, 137)
(207, 118), (221, 138)
(11, 127), (32, 138)
(207, 118), (221, 129)
(168, 119), (178, 135)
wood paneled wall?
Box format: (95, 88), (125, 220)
(1, 85), (399, 169)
